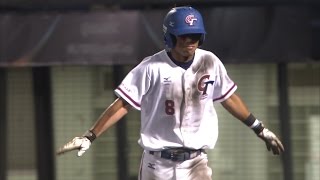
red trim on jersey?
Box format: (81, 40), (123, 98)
(213, 83), (236, 102)
(117, 87), (141, 108)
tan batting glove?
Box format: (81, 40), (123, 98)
(257, 128), (285, 155)
(56, 137), (91, 156)
(56, 130), (96, 157)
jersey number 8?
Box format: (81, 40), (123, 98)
(165, 100), (175, 115)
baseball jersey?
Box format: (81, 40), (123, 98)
(115, 49), (237, 150)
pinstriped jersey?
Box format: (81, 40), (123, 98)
(115, 49), (237, 150)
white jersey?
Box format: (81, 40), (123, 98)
(115, 49), (237, 150)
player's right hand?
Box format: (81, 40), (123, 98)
(56, 137), (91, 157)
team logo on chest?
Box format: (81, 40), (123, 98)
(197, 74), (215, 96)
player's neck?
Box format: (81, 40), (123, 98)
(167, 52), (194, 70)
(168, 51), (194, 63)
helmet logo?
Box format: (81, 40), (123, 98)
(185, 15), (197, 26)
(169, 21), (175, 27)
(163, 25), (167, 33)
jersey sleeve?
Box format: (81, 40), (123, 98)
(114, 59), (151, 110)
(212, 59), (237, 102)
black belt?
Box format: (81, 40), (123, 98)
(149, 148), (204, 162)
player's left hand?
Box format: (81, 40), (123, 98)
(257, 128), (284, 155)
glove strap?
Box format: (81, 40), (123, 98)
(243, 113), (264, 135)
(83, 130), (97, 143)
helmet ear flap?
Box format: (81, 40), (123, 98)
(199, 34), (205, 46)
(164, 33), (176, 49)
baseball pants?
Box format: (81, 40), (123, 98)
(138, 150), (212, 180)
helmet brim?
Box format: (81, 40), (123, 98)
(172, 28), (206, 36)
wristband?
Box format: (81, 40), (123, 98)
(252, 123), (264, 135)
(83, 130), (97, 143)
(243, 113), (264, 134)
(243, 113), (256, 127)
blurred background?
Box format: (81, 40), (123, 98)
(0, 0), (319, 180)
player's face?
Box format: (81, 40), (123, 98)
(171, 33), (201, 62)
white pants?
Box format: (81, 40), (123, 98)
(139, 150), (212, 180)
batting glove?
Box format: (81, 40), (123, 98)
(257, 128), (285, 155)
(56, 137), (91, 156)
(56, 130), (96, 157)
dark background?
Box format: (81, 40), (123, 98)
(0, 0), (320, 66)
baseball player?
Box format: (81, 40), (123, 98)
(57, 6), (284, 180)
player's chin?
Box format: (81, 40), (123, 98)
(182, 49), (196, 57)
(182, 47), (196, 54)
